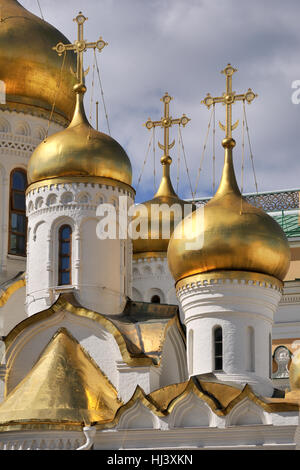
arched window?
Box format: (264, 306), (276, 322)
(214, 326), (223, 371)
(246, 326), (255, 372)
(58, 225), (72, 285)
(188, 329), (194, 375)
(269, 333), (272, 378)
(9, 169), (27, 256)
(151, 295), (161, 304)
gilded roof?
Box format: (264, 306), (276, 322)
(168, 139), (291, 283)
(27, 90), (133, 187)
(0, 271), (25, 307)
(0, 328), (122, 426)
(132, 165), (195, 256)
(107, 299), (182, 364)
(1, 376), (298, 432)
(0, 0), (76, 122)
(4, 293), (181, 367)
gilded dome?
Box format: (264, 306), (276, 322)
(27, 85), (132, 186)
(0, 0), (76, 122)
(168, 138), (290, 283)
(133, 160), (194, 257)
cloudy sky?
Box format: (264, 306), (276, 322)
(22, 0), (300, 202)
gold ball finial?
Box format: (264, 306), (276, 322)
(222, 137), (236, 148)
(73, 83), (87, 94)
(161, 155), (172, 165)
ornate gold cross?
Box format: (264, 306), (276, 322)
(53, 12), (108, 84)
(144, 92), (190, 162)
(201, 64), (257, 139)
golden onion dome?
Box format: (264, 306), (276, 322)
(0, 0), (76, 123)
(133, 156), (194, 257)
(168, 138), (290, 283)
(27, 84), (132, 186)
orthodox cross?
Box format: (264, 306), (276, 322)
(201, 64), (257, 139)
(144, 92), (190, 161)
(53, 12), (108, 84)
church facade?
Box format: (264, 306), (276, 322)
(0, 0), (299, 451)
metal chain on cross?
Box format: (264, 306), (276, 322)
(176, 125), (181, 194)
(94, 49), (111, 136)
(36, 0), (44, 20)
(193, 106), (214, 198)
(153, 126), (156, 192)
(178, 126), (194, 199)
(135, 131), (154, 194)
(243, 100), (259, 195)
(44, 50), (67, 141)
(88, 52), (96, 123)
(240, 101), (246, 214)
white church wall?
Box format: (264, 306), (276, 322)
(0, 285), (26, 336)
(274, 280), (300, 339)
(26, 182), (134, 316)
(132, 257), (174, 305)
(117, 363), (155, 402)
(3, 311), (123, 395)
(177, 279), (282, 397)
(159, 325), (188, 388)
(0, 109), (63, 284)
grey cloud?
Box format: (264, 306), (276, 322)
(22, 0), (300, 201)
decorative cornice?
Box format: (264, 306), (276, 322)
(133, 252), (167, 262)
(176, 271), (283, 294)
(280, 294), (300, 304)
(26, 176), (135, 198)
(0, 102), (69, 128)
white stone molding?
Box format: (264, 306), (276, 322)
(117, 401), (157, 430)
(159, 324), (187, 387)
(0, 424), (297, 450)
(225, 398), (270, 427)
(168, 392), (211, 428)
(0, 433), (84, 450)
(132, 256), (177, 307)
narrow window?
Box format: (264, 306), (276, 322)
(246, 326), (255, 372)
(188, 329), (194, 375)
(269, 333), (272, 378)
(151, 295), (160, 304)
(214, 326), (223, 371)
(58, 225), (72, 285)
(9, 169), (27, 256)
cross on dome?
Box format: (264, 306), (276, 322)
(53, 11), (108, 86)
(144, 92), (190, 166)
(201, 63), (257, 139)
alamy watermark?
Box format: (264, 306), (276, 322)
(95, 196), (204, 251)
